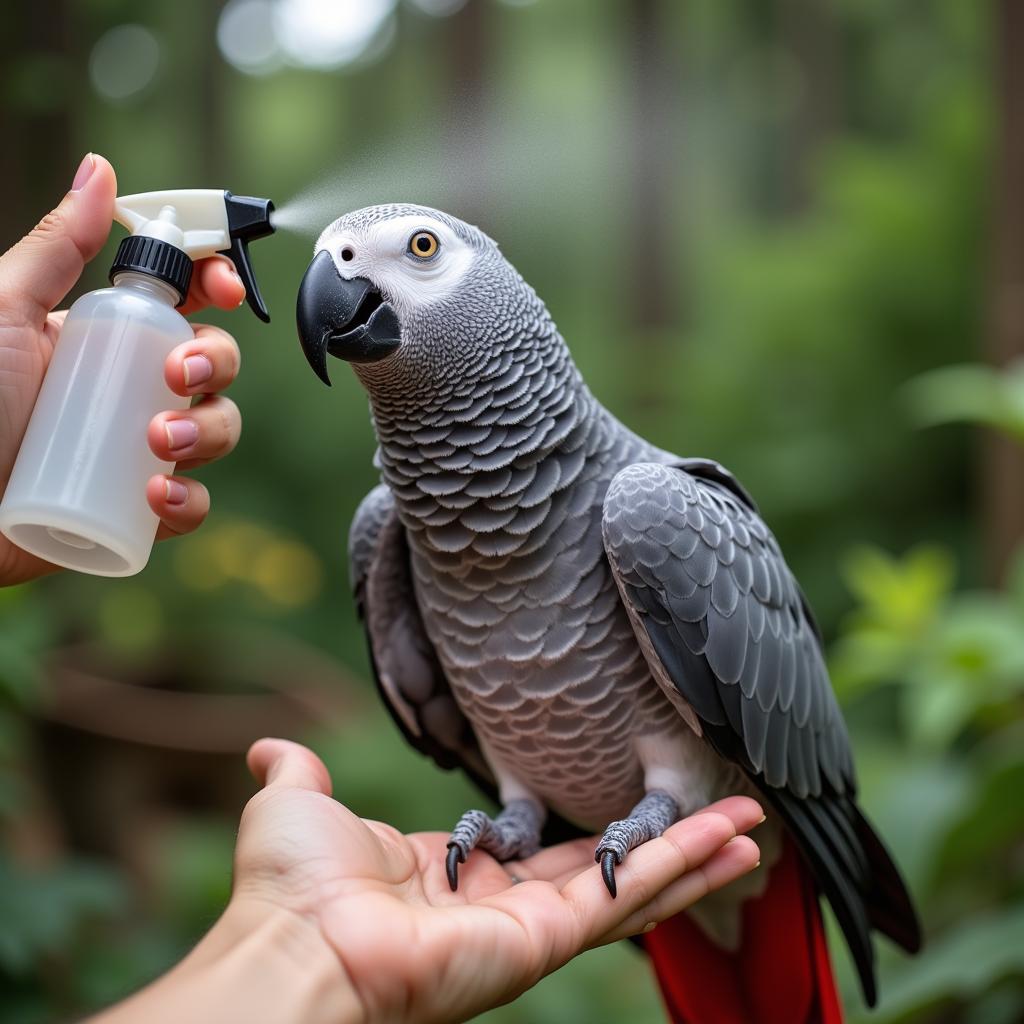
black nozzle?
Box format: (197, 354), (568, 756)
(221, 191), (275, 322)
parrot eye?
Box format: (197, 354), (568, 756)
(408, 231), (440, 260)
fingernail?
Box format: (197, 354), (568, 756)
(71, 153), (95, 192)
(757, 815), (767, 825)
(227, 268), (245, 306)
(164, 478), (189, 506)
(165, 418), (199, 452)
(182, 354), (213, 388)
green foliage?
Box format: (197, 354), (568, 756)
(866, 908), (1024, 1023)
(831, 542), (1024, 1021)
(0, 855), (125, 977)
(832, 545), (1024, 749)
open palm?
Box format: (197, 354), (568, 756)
(234, 739), (762, 1024)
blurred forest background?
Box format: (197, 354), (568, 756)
(2, 0), (1023, 1021)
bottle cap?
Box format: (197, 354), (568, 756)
(109, 235), (193, 301)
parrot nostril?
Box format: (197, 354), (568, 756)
(341, 247), (355, 262)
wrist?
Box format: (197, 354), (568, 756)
(93, 899), (364, 1024)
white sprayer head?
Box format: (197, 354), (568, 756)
(110, 189), (275, 321)
(114, 190), (232, 259)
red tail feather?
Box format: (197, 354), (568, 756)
(643, 839), (843, 1024)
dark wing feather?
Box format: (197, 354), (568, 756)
(602, 461), (921, 1006)
(349, 484), (583, 846)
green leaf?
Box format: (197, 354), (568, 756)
(851, 742), (972, 888)
(862, 907), (1024, 1022)
(840, 545), (953, 632)
(0, 856), (126, 976)
(922, 593), (1024, 699)
(903, 675), (974, 750)
(906, 361), (1024, 443)
(933, 756), (1024, 883)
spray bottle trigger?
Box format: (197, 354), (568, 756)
(221, 191), (275, 323)
(220, 236), (270, 322)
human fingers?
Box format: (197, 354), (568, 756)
(178, 256), (245, 315)
(148, 474), (210, 538)
(594, 836), (761, 946)
(0, 154), (116, 327)
(44, 309), (68, 337)
(513, 796), (763, 887)
(164, 324), (241, 396)
(559, 808), (756, 950)
(148, 396), (241, 469)
(246, 738), (334, 796)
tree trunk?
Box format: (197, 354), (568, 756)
(0, 0), (76, 249)
(626, 0), (676, 332)
(983, 0), (1024, 585)
(776, 0), (840, 214)
(197, 0), (228, 182)
(444, 0), (490, 225)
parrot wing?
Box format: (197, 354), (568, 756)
(602, 459), (921, 1006)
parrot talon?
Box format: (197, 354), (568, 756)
(446, 843), (465, 891)
(594, 791), (679, 900)
(599, 849), (618, 898)
(444, 800), (544, 890)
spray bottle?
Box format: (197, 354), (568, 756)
(0, 190), (274, 577)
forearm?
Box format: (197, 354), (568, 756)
(91, 900), (363, 1024)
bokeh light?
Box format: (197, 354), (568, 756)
(216, 0), (283, 76)
(88, 24), (160, 101)
(217, 0), (397, 73)
(273, 0), (395, 70)
(407, 0), (468, 16)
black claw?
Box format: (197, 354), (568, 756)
(446, 844), (464, 892)
(600, 850), (618, 898)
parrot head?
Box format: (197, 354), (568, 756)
(295, 204), (541, 387)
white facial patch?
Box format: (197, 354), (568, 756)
(314, 214), (475, 319)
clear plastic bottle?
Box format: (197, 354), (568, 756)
(0, 273), (192, 575)
(0, 188), (274, 577)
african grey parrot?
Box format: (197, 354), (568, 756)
(294, 204), (921, 1023)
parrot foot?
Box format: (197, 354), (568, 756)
(445, 799), (545, 891)
(595, 790), (679, 899)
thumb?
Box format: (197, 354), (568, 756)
(0, 153), (117, 327)
(246, 738), (333, 797)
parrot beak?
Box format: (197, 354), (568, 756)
(295, 250), (402, 386)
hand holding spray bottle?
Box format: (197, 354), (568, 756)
(0, 190), (274, 577)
